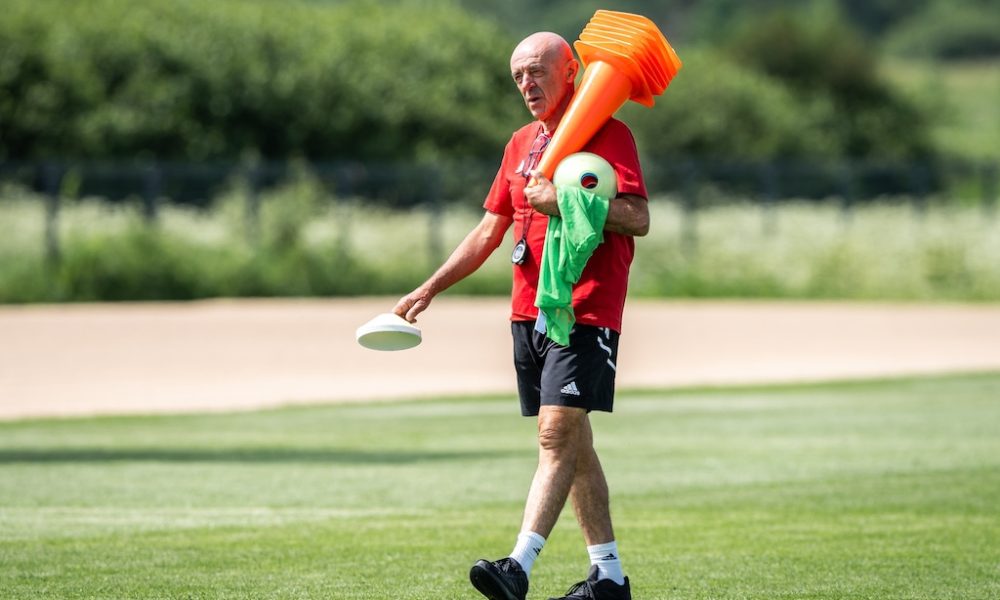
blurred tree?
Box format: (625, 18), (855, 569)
(885, 0), (1000, 59)
(724, 9), (935, 159)
(620, 50), (836, 161)
(837, 0), (929, 36)
(452, 0), (998, 59)
(0, 0), (968, 167)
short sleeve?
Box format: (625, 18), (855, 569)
(483, 134), (518, 218)
(586, 119), (648, 200)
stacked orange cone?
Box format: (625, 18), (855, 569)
(535, 10), (683, 180)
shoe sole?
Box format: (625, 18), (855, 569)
(469, 560), (521, 600)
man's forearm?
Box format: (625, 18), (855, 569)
(605, 194), (649, 236)
(395, 212), (511, 323)
(422, 229), (501, 295)
(420, 212), (512, 296)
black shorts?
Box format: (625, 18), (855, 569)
(512, 321), (620, 417)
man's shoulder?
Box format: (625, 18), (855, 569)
(597, 117), (636, 139)
(587, 118), (640, 155)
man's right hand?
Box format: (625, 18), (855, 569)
(393, 287), (434, 323)
(391, 211), (513, 325)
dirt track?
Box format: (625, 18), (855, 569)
(2, 298), (999, 420)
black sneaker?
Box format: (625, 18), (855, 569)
(470, 557), (529, 600)
(548, 565), (631, 600)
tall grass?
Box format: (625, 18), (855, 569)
(1, 179), (998, 303)
(634, 199), (1000, 300)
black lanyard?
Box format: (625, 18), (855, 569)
(512, 126), (550, 265)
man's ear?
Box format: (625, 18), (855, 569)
(566, 59), (579, 82)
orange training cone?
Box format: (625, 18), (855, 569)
(534, 10), (682, 181)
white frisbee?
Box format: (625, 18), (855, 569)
(356, 312), (422, 351)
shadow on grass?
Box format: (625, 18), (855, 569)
(0, 447), (525, 465)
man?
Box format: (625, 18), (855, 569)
(393, 32), (648, 600)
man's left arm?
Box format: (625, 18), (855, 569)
(605, 193), (649, 237)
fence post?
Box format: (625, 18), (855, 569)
(910, 162), (929, 218)
(983, 162), (998, 218)
(243, 164), (260, 246)
(42, 162), (62, 266)
(759, 162), (779, 236)
(681, 160), (699, 258)
(336, 163), (358, 253)
(426, 167), (443, 269)
(839, 161), (855, 224)
(142, 164), (161, 223)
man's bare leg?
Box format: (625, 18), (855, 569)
(520, 405), (588, 537)
(569, 416), (614, 545)
(470, 406), (587, 599)
(565, 416), (626, 587)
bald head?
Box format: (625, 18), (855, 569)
(511, 32), (575, 68)
(509, 32), (579, 129)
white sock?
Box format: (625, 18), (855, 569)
(587, 541), (625, 585)
(509, 531), (546, 578)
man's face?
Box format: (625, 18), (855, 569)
(510, 47), (573, 122)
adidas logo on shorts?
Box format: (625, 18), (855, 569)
(560, 381), (581, 396)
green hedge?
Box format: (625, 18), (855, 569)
(2, 0), (949, 168)
(0, 0), (522, 162)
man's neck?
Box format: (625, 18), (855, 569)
(539, 88), (576, 135)
(540, 115), (560, 136)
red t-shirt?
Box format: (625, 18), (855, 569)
(483, 118), (647, 333)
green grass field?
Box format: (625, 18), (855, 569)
(2, 374), (999, 599)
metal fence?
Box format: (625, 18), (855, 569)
(4, 158), (997, 206)
(2, 157), (997, 263)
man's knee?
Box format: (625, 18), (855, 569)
(536, 407), (586, 453)
(537, 424), (576, 452)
